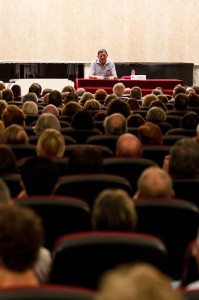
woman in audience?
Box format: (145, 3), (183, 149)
(2, 105), (26, 128)
(84, 99), (101, 111)
(62, 101), (82, 118)
(1, 124), (29, 145)
(36, 128), (65, 158)
(92, 188), (137, 232)
(96, 263), (184, 300)
(34, 113), (61, 135)
(79, 91), (94, 105)
(0, 145), (19, 174)
(22, 101), (38, 115)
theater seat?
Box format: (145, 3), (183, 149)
(0, 285), (95, 300)
(16, 195), (92, 251)
(134, 199), (199, 280)
(54, 174), (133, 208)
(102, 157), (157, 193)
(49, 232), (168, 290)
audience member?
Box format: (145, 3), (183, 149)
(89, 48), (118, 79)
(174, 93), (188, 110)
(29, 83), (42, 100)
(104, 94), (117, 107)
(22, 92), (38, 104)
(48, 90), (62, 108)
(103, 113), (127, 135)
(146, 107), (166, 123)
(19, 156), (59, 197)
(152, 88), (163, 96)
(93, 111), (107, 121)
(71, 109), (96, 130)
(107, 98), (131, 118)
(2, 89), (14, 102)
(68, 145), (103, 174)
(1, 124), (29, 144)
(84, 99), (101, 111)
(158, 94), (169, 103)
(96, 263), (184, 300)
(36, 128), (65, 158)
(0, 81), (6, 90)
(180, 112), (199, 129)
(0, 204), (45, 287)
(63, 92), (79, 104)
(127, 114), (145, 127)
(42, 104), (59, 116)
(34, 113), (61, 135)
(164, 138), (199, 178)
(2, 105), (26, 128)
(142, 94), (158, 107)
(76, 87), (86, 97)
(149, 99), (167, 112)
(79, 92), (94, 105)
(94, 89), (107, 102)
(138, 122), (162, 145)
(133, 166), (174, 200)
(173, 84), (186, 99)
(11, 84), (22, 101)
(0, 120), (4, 135)
(0, 178), (11, 203)
(116, 133), (142, 158)
(92, 188), (137, 231)
(188, 92), (199, 107)
(0, 145), (19, 174)
(61, 85), (76, 93)
(0, 100), (8, 119)
(62, 101), (82, 117)
(130, 86), (142, 100)
(112, 83), (125, 97)
(126, 98), (141, 111)
(22, 101), (38, 115)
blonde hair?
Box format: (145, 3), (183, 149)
(96, 263), (184, 300)
(36, 128), (65, 157)
(22, 101), (38, 114)
(1, 124), (29, 144)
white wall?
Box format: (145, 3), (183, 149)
(0, 0), (199, 64)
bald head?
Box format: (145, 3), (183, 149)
(135, 166), (174, 199)
(116, 133), (143, 158)
(104, 113), (127, 135)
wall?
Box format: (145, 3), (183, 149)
(0, 0), (199, 64)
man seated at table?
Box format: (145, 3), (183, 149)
(89, 49), (118, 80)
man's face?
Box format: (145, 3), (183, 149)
(98, 51), (108, 65)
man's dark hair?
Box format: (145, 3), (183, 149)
(169, 138), (199, 178)
(20, 156), (59, 195)
(0, 204), (44, 271)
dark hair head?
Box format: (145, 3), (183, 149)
(180, 112), (199, 129)
(20, 156), (59, 195)
(0, 204), (44, 272)
(71, 109), (95, 129)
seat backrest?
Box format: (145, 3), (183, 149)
(102, 157), (157, 193)
(60, 128), (101, 144)
(166, 115), (182, 128)
(64, 144), (114, 159)
(172, 178), (199, 207)
(1, 174), (22, 198)
(142, 145), (170, 167)
(49, 232), (168, 290)
(162, 134), (187, 146)
(86, 135), (118, 155)
(134, 199), (199, 280)
(166, 128), (196, 137)
(9, 144), (36, 160)
(16, 196), (92, 251)
(54, 174), (133, 209)
(0, 285), (95, 300)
